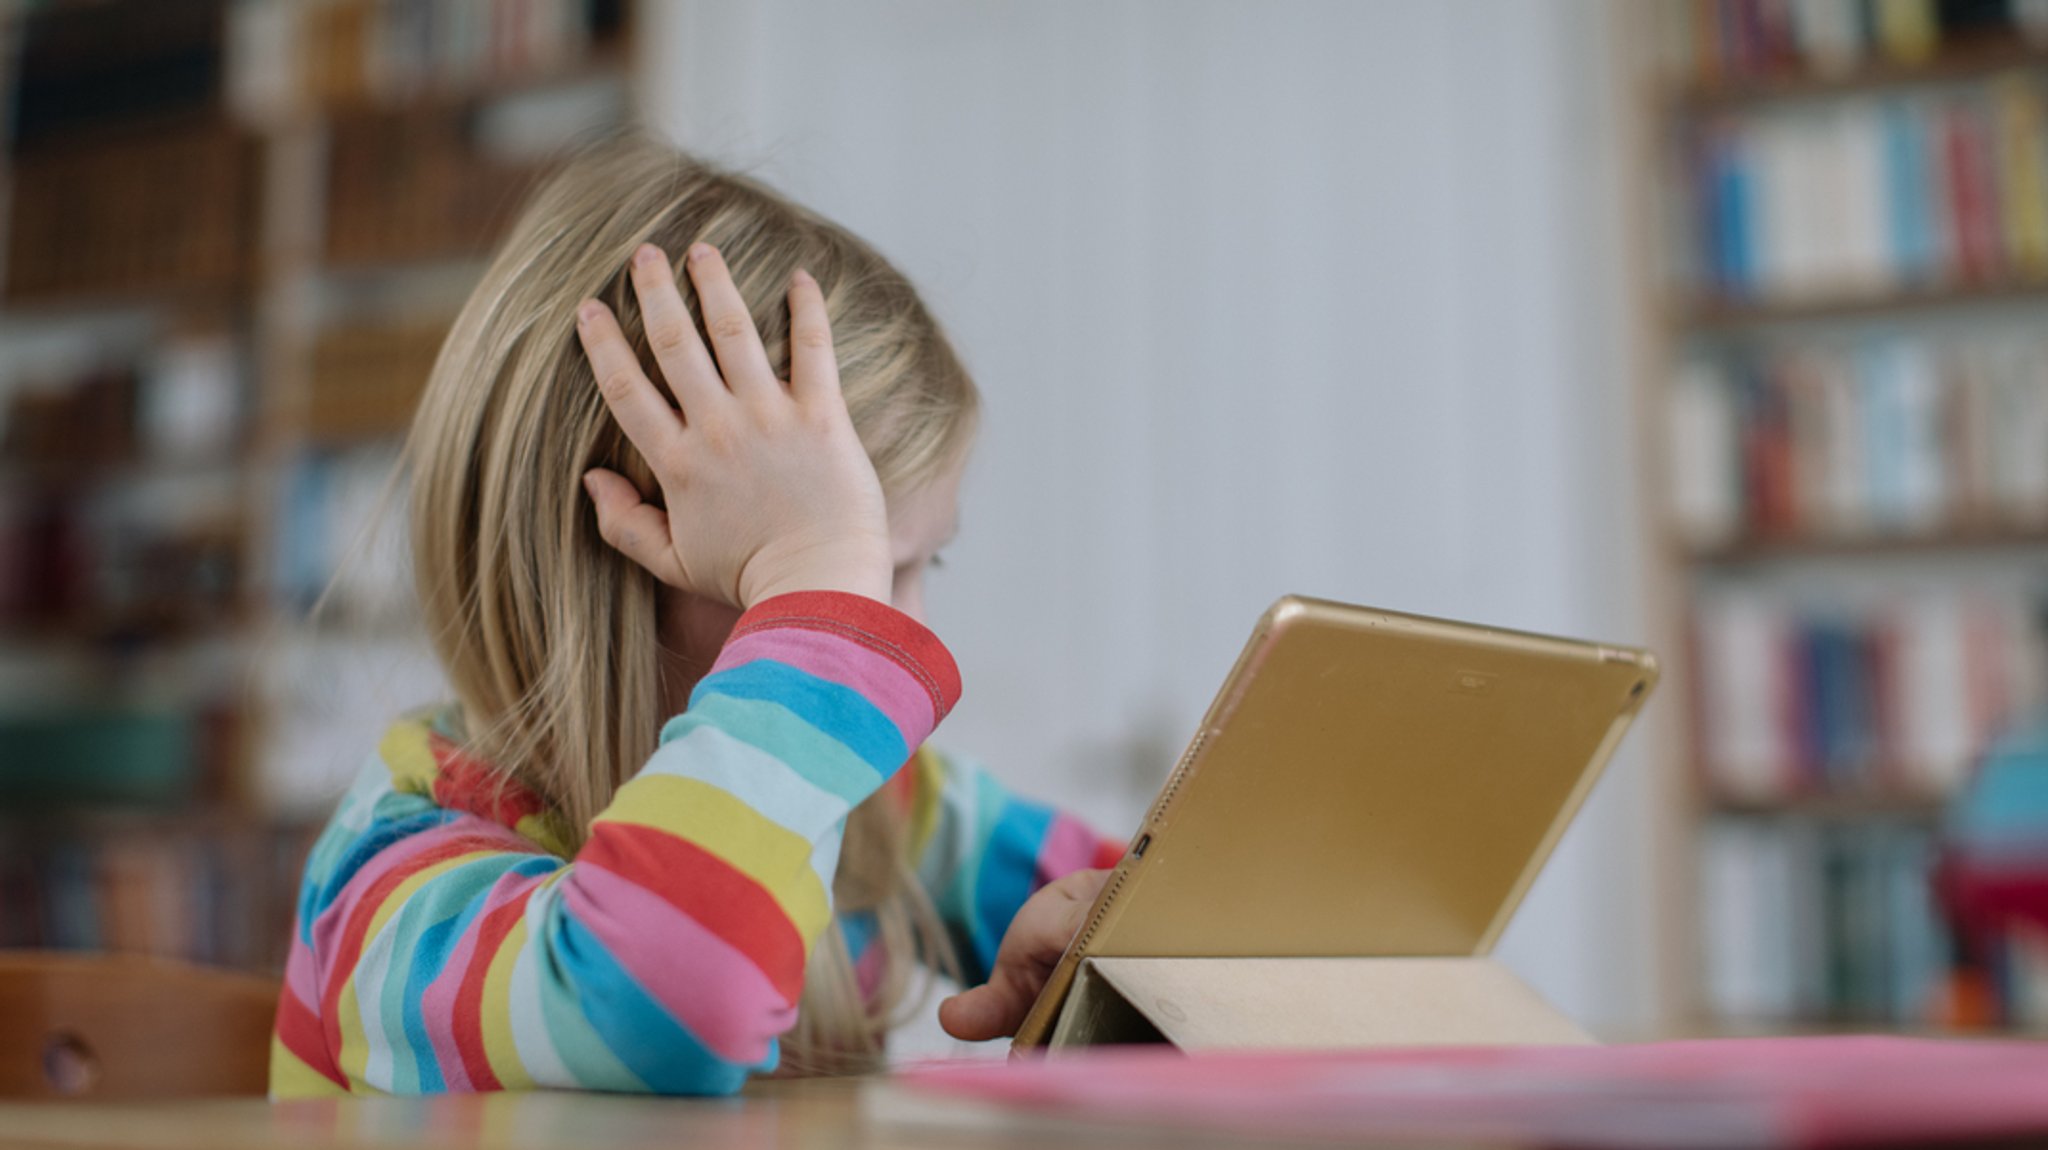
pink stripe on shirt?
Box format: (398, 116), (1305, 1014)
(284, 935), (322, 1008)
(562, 862), (797, 1065)
(1037, 813), (1106, 884)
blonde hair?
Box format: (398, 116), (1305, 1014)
(404, 137), (976, 1074)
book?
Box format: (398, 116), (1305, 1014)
(900, 1037), (2048, 1149)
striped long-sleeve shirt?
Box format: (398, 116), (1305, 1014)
(269, 591), (1122, 1098)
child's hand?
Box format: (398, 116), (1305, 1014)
(576, 243), (892, 608)
(938, 868), (1112, 1041)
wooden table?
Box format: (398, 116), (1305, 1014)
(0, 1078), (1474, 1150)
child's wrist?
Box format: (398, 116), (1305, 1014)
(742, 565), (891, 608)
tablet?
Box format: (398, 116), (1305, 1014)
(1011, 595), (1659, 1050)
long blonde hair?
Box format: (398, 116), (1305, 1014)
(404, 137), (976, 1073)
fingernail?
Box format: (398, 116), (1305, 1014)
(577, 300), (603, 325)
(687, 242), (715, 264)
(580, 473), (598, 496)
(791, 267), (815, 287)
(632, 243), (664, 267)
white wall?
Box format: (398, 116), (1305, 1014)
(640, 0), (1667, 1036)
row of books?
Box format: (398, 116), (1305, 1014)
(1667, 333), (2048, 546)
(1686, 72), (2048, 302)
(1664, 0), (2048, 85)
(0, 487), (245, 640)
(1702, 818), (1947, 1023)
(305, 323), (446, 441)
(11, 0), (225, 148)
(6, 123), (258, 304)
(0, 344), (249, 637)
(0, 819), (315, 973)
(0, 706), (239, 810)
(1, 337), (246, 470)
(261, 0), (623, 111)
(325, 107), (543, 267)
(1691, 587), (2048, 799)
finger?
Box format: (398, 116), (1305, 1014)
(578, 300), (682, 461)
(786, 268), (842, 402)
(583, 469), (686, 586)
(684, 242), (779, 399)
(628, 244), (724, 415)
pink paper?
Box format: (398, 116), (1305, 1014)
(898, 1037), (2048, 1148)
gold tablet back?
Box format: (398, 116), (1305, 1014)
(1014, 596), (1657, 1047)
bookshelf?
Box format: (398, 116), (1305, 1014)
(0, 0), (636, 971)
(1630, 0), (2048, 1036)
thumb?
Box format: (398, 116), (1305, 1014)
(937, 985), (1009, 1042)
(583, 468), (684, 585)
(938, 966), (1037, 1042)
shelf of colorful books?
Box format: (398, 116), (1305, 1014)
(0, 804), (323, 968)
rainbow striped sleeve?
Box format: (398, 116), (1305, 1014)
(908, 749), (1127, 983)
(269, 591), (959, 1099)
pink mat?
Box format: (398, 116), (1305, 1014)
(898, 1037), (2048, 1148)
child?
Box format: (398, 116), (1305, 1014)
(270, 139), (1125, 1098)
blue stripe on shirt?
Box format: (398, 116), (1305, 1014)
(551, 914), (767, 1095)
(692, 659), (908, 777)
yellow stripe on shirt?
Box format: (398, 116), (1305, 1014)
(269, 1034), (350, 1099)
(480, 914), (535, 1089)
(379, 720), (440, 796)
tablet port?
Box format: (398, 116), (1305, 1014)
(1131, 833), (1151, 859)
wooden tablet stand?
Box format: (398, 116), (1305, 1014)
(1044, 956), (1592, 1051)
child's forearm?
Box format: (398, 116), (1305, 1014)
(567, 590), (959, 1072)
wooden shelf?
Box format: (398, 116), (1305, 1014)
(1675, 38), (2048, 113)
(0, 802), (309, 833)
(1681, 277), (2048, 331)
(1620, 3), (2048, 1036)
(1685, 526), (2048, 565)
(314, 44), (629, 116)
(1706, 790), (1949, 820)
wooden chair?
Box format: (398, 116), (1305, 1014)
(0, 951), (279, 1099)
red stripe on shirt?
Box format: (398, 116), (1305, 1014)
(577, 823), (809, 1005)
(448, 880), (541, 1092)
(275, 980), (349, 1090)
(1090, 837), (1129, 871)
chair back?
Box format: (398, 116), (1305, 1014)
(0, 951), (278, 1099)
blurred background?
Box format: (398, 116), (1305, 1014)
(2, 0), (2046, 1054)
